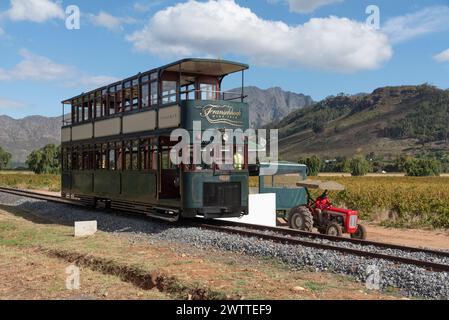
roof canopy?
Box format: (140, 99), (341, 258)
(162, 58), (249, 77)
(62, 58), (248, 104)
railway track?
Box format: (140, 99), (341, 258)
(1, 186), (449, 273)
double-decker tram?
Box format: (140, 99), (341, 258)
(60, 59), (250, 221)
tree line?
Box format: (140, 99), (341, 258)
(0, 144), (60, 174)
(0, 143), (446, 177)
(299, 153), (445, 177)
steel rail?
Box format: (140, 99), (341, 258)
(192, 221), (449, 272)
(194, 218), (449, 258)
(1, 186), (448, 272)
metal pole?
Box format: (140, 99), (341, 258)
(241, 70), (244, 102)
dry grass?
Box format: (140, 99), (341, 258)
(0, 173), (60, 192)
(0, 207), (399, 300)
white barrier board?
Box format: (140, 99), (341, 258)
(74, 221), (97, 237)
(219, 193), (277, 227)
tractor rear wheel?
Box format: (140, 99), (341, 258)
(351, 224), (367, 240)
(326, 222), (343, 237)
(288, 206), (314, 232)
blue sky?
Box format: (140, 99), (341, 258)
(0, 0), (449, 118)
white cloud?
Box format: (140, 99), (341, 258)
(434, 48), (449, 63)
(5, 0), (64, 23)
(274, 0), (344, 13)
(383, 6), (449, 43)
(0, 49), (118, 88)
(134, 1), (163, 13)
(127, 0), (392, 73)
(89, 11), (138, 31)
(0, 97), (25, 109)
(0, 27), (5, 36)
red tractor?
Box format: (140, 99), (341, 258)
(253, 162), (367, 240)
(289, 180), (367, 239)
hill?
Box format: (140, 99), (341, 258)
(0, 115), (61, 166)
(239, 86), (314, 128)
(270, 84), (449, 160)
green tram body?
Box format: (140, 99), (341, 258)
(60, 59), (250, 221)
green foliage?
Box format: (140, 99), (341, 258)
(382, 89), (449, 143)
(0, 147), (12, 170)
(349, 156), (373, 176)
(26, 144), (61, 174)
(276, 95), (355, 138)
(404, 158), (441, 177)
(299, 155), (322, 176)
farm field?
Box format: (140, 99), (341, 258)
(0, 172), (60, 192)
(252, 176), (449, 230)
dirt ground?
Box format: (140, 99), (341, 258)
(363, 223), (449, 250)
(0, 207), (401, 300)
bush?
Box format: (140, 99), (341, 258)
(404, 158), (441, 177)
(299, 155), (322, 176)
(26, 144), (61, 174)
(0, 147), (12, 170)
(350, 156), (373, 176)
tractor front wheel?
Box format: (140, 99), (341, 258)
(350, 224), (367, 240)
(288, 206), (314, 232)
(326, 222), (343, 237)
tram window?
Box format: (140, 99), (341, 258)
(161, 147), (176, 170)
(162, 81), (177, 104)
(82, 148), (91, 170)
(200, 83), (217, 100)
(76, 100), (82, 123)
(109, 148), (116, 171)
(78, 150), (83, 170)
(132, 140), (139, 170)
(142, 75), (149, 83)
(139, 139), (147, 170)
(71, 100), (77, 123)
(95, 146), (101, 170)
(124, 87), (132, 112)
(180, 83), (195, 101)
(116, 85), (123, 113)
(150, 72), (158, 81)
(102, 90), (108, 117)
(67, 151), (72, 170)
(125, 142), (132, 170)
(95, 92), (102, 118)
(109, 88), (116, 115)
(71, 149), (78, 170)
(102, 144), (108, 170)
(142, 83), (149, 108)
(132, 84), (139, 110)
(83, 98), (90, 121)
(116, 143), (123, 171)
(150, 82), (158, 106)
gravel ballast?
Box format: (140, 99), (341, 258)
(0, 192), (448, 299)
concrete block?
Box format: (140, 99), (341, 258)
(74, 221), (97, 237)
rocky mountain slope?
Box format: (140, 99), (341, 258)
(0, 115), (61, 165)
(269, 84), (449, 160)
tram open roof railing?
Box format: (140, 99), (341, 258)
(61, 58), (249, 105)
